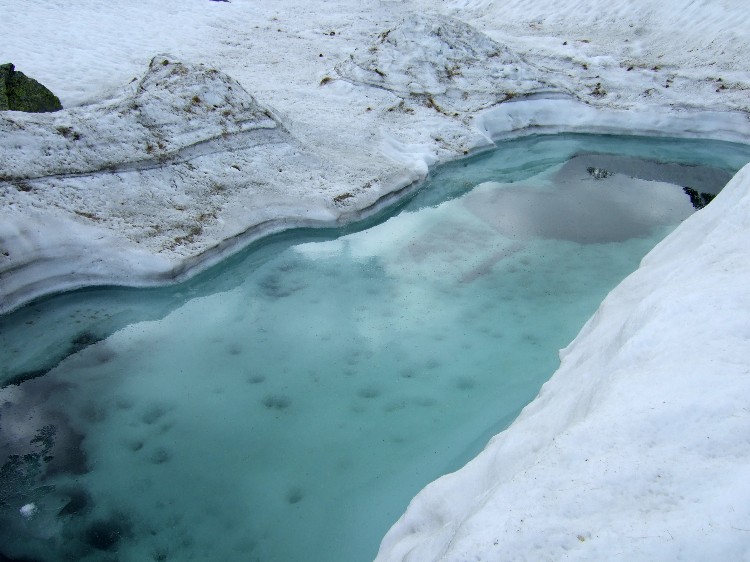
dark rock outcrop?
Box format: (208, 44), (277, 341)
(0, 63), (62, 113)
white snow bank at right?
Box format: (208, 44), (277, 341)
(376, 163), (750, 560)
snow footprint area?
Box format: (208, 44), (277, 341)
(437, 0), (750, 73)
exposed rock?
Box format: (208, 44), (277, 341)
(0, 63), (62, 113)
(683, 186), (716, 209)
(0, 64), (10, 110)
(83, 513), (132, 551)
(335, 14), (561, 113)
(587, 166), (612, 179)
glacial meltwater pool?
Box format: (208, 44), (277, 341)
(2, 134), (749, 562)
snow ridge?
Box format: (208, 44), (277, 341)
(336, 13), (560, 114)
(0, 56), (280, 180)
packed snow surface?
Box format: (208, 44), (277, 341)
(2, 0), (750, 560)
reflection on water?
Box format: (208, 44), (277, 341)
(1, 135), (749, 562)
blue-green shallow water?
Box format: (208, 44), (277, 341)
(1, 134), (749, 561)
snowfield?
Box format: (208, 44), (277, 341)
(2, 0), (749, 560)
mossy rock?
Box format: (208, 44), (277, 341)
(0, 64), (11, 109)
(0, 63), (62, 112)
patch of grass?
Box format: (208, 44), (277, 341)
(196, 211), (216, 222)
(333, 192), (354, 204)
(424, 95), (449, 115)
(12, 180), (33, 192)
(55, 126), (81, 140)
(74, 210), (100, 221)
(445, 64), (462, 79)
(172, 224), (203, 246)
(386, 100), (414, 114)
(590, 82), (606, 97)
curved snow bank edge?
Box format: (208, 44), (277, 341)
(475, 98), (750, 144)
(0, 170), (423, 316)
(376, 157), (750, 558)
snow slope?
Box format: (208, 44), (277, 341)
(2, 0), (750, 560)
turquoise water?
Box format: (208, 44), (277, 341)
(1, 135), (749, 561)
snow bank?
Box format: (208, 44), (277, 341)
(376, 161), (750, 561)
(476, 98), (750, 144)
(0, 56), (418, 314)
(0, 56), (281, 179)
(336, 13), (559, 114)
(432, 0), (750, 77)
(0, 208), (172, 314)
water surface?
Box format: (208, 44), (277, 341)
(1, 134), (749, 561)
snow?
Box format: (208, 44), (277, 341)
(19, 503), (37, 519)
(335, 13), (558, 113)
(476, 99), (750, 143)
(1, 0), (749, 559)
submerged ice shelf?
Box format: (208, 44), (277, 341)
(1, 134), (750, 562)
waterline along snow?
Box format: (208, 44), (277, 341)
(1, 134), (749, 562)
